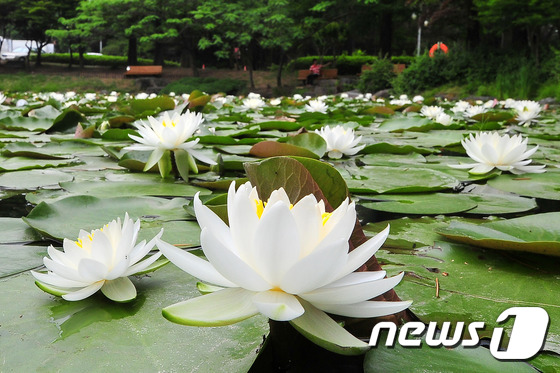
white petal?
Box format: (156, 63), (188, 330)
(280, 237), (348, 294)
(162, 287), (259, 326)
(31, 270), (89, 288)
(300, 272), (404, 305)
(201, 228), (271, 291)
(335, 225), (389, 281)
(144, 148), (165, 171)
(101, 277), (137, 302)
(156, 238), (236, 287)
(62, 281), (105, 301)
(469, 163), (495, 174)
(77, 258), (109, 282)
(315, 300), (412, 318)
(124, 252), (163, 276)
(253, 202), (302, 285)
(252, 290), (304, 321)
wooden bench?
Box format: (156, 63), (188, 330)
(297, 68), (338, 83)
(125, 65), (163, 77)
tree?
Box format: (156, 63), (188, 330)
(13, 0), (79, 66)
(47, 0), (107, 68)
(474, 0), (560, 63)
(0, 0), (18, 53)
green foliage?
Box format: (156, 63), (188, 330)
(290, 55), (415, 75)
(392, 49), (470, 94)
(160, 76), (247, 95)
(357, 59), (395, 93)
(31, 53), (180, 68)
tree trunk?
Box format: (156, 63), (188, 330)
(127, 36), (138, 65)
(276, 51), (285, 87)
(379, 10), (393, 56)
(35, 45), (42, 67)
(153, 42), (164, 65)
(78, 47), (85, 69)
(69, 47), (73, 69)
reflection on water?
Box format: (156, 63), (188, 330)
(48, 292), (146, 341)
(0, 195), (32, 218)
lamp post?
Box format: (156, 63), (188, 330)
(412, 13), (429, 56)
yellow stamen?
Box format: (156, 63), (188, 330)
(76, 238), (83, 248)
(255, 199), (265, 218)
(321, 212), (332, 226)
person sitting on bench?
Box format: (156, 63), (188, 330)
(306, 59), (330, 85)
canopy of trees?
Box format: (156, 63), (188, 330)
(1, 0), (560, 85)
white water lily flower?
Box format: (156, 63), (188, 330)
(434, 112), (453, 126)
(514, 100), (541, 127)
(304, 99), (328, 114)
(157, 182), (410, 325)
(420, 105), (444, 119)
(242, 97), (266, 111)
(451, 100), (471, 114)
(464, 105), (487, 118)
(449, 132), (546, 174)
(315, 125), (365, 159)
(0, 92), (5, 105)
(412, 95), (424, 103)
(31, 213), (164, 302)
(269, 98), (282, 106)
(247, 92), (261, 99)
(126, 110), (216, 174)
(136, 92), (149, 100)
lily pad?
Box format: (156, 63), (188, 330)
(345, 166), (460, 194)
(0, 265), (267, 371)
(0, 218), (42, 244)
(488, 172), (560, 200)
(364, 334), (535, 372)
(0, 169), (73, 190)
(376, 241), (560, 354)
(59, 180), (210, 198)
(436, 212), (560, 256)
(359, 193), (477, 215)
(23, 195), (192, 242)
(0, 244), (47, 277)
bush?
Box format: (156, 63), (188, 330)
(32, 53), (180, 68)
(392, 47), (470, 94)
(289, 55), (415, 76)
(357, 59), (395, 93)
(160, 77), (247, 95)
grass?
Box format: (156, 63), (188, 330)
(0, 72), (135, 94)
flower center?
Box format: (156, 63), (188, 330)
(76, 232), (95, 248)
(321, 212), (332, 225)
(254, 199), (294, 219)
(162, 121), (176, 127)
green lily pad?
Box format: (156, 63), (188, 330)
(0, 244), (47, 277)
(285, 133), (327, 158)
(0, 155), (81, 172)
(345, 166), (460, 194)
(0, 265), (267, 371)
(436, 212), (560, 256)
(377, 117), (433, 132)
(363, 216), (483, 250)
(59, 180), (210, 198)
(0, 169), (73, 190)
(463, 192), (537, 215)
(0, 218), (42, 244)
(376, 241), (560, 354)
(488, 172), (560, 200)
(360, 142), (434, 155)
(360, 193), (477, 215)
(23, 195), (192, 242)
(364, 334), (535, 372)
